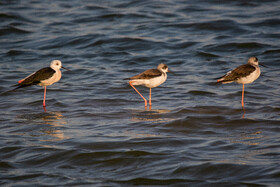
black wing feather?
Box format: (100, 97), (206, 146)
(218, 64), (256, 83)
(127, 69), (162, 80)
(14, 67), (55, 89)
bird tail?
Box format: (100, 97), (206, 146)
(11, 82), (32, 90)
(217, 77), (224, 83)
(18, 79), (24, 84)
(10, 78), (26, 89)
(16, 85), (32, 89)
(216, 71), (233, 84)
(216, 77), (233, 84)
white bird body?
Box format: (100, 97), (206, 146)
(127, 63), (170, 107)
(217, 57), (260, 85)
(15, 60), (67, 108)
(39, 67), (62, 86)
(217, 57), (261, 108)
(235, 65), (260, 84)
(130, 73), (167, 88)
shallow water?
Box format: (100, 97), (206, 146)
(1, 0), (280, 186)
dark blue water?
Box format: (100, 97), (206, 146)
(1, 0), (280, 186)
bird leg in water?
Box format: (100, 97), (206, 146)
(43, 86), (47, 107)
(149, 88), (152, 106)
(241, 84), (244, 108)
(129, 81), (147, 107)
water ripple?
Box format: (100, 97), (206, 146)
(0, 0), (280, 186)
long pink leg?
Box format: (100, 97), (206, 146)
(149, 88), (152, 106)
(241, 84), (244, 108)
(43, 86), (47, 107)
(129, 81), (147, 107)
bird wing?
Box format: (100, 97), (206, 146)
(218, 64), (256, 83)
(15, 67), (55, 88)
(128, 69), (162, 80)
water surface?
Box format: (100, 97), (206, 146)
(1, 0), (280, 186)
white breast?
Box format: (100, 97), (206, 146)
(39, 70), (62, 86)
(131, 73), (167, 88)
(236, 67), (260, 84)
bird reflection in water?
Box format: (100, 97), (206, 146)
(40, 111), (67, 141)
(17, 111), (67, 142)
(242, 107), (246, 118)
(130, 108), (173, 122)
(224, 131), (264, 165)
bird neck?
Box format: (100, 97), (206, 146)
(249, 62), (259, 67)
(51, 67), (60, 72)
(158, 68), (167, 74)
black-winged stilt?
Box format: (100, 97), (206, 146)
(14, 60), (69, 107)
(126, 64), (170, 107)
(217, 57), (261, 108)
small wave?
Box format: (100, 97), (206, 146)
(0, 25), (31, 36)
(111, 178), (196, 186)
(196, 51), (219, 58)
(248, 18), (280, 27)
(0, 12), (37, 23)
(188, 90), (216, 96)
(194, 19), (246, 32)
(263, 49), (280, 54)
(0, 12), (17, 19)
(6, 49), (35, 57)
(0, 161), (14, 169)
(204, 42), (270, 53)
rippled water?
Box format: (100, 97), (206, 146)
(1, 0), (280, 186)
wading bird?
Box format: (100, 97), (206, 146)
(14, 60), (68, 107)
(126, 63), (170, 107)
(217, 57), (261, 108)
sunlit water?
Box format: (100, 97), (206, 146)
(1, 0), (280, 186)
